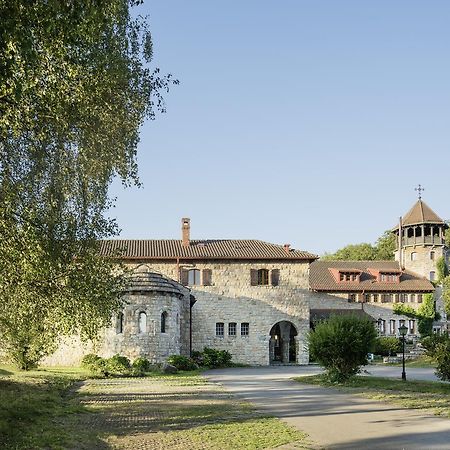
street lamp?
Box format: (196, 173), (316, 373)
(398, 324), (408, 381)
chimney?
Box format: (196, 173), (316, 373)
(182, 218), (190, 247)
(284, 243), (291, 253)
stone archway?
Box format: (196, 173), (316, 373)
(269, 321), (298, 364)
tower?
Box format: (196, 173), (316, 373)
(394, 193), (448, 280)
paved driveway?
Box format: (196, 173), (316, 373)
(204, 366), (450, 449)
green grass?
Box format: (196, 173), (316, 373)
(1, 365), (309, 449)
(295, 374), (450, 418)
(371, 355), (437, 368)
(0, 365), (90, 449)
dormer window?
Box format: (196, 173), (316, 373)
(379, 272), (399, 283)
(339, 272), (360, 282)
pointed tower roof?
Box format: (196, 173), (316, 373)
(401, 200), (444, 226)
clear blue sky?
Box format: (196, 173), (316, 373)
(109, 0), (450, 255)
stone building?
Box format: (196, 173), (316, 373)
(98, 219), (318, 366)
(309, 197), (447, 337)
(43, 197), (447, 367)
(309, 260), (434, 337)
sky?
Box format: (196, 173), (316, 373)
(109, 0), (450, 255)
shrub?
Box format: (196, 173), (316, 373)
(191, 350), (203, 366)
(81, 354), (108, 377)
(106, 354), (132, 376)
(308, 315), (377, 382)
(434, 337), (450, 381)
(201, 347), (232, 368)
(421, 334), (449, 358)
(132, 357), (152, 374)
(167, 355), (197, 371)
(373, 337), (401, 356)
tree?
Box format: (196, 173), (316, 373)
(308, 315), (377, 382)
(0, 1), (177, 368)
(443, 276), (450, 316)
(322, 231), (396, 261)
(393, 293), (436, 337)
(436, 257), (449, 282)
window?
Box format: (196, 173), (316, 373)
(339, 272), (359, 282)
(378, 319), (385, 334)
(250, 269), (279, 286)
(188, 269), (201, 285)
(389, 319), (396, 335)
(430, 271), (436, 281)
(381, 294), (393, 303)
(258, 269), (269, 285)
(372, 293), (379, 302)
(411, 252), (417, 261)
(399, 319), (405, 333)
(364, 293), (370, 302)
(380, 273), (398, 282)
(410, 294), (416, 302)
(241, 322), (249, 336)
(138, 311), (147, 334)
(430, 251), (435, 260)
(228, 322), (237, 336)
(409, 320), (415, 334)
(116, 313), (124, 334)
(161, 311), (168, 333)
(180, 268), (212, 286)
(216, 322), (224, 337)
(348, 293), (357, 302)
(417, 294), (423, 303)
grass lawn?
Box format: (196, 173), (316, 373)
(1, 365), (309, 449)
(371, 355), (437, 368)
(295, 374), (450, 418)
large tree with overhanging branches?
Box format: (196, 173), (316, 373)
(0, 0), (177, 368)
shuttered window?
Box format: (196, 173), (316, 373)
(250, 269), (280, 286)
(202, 269), (212, 286)
(271, 269), (280, 286)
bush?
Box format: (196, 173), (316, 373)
(421, 334), (449, 358)
(132, 357), (152, 374)
(201, 347), (232, 368)
(434, 337), (450, 381)
(308, 315), (377, 382)
(190, 348), (233, 368)
(167, 355), (197, 371)
(106, 354), (132, 376)
(373, 337), (401, 356)
(81, 354), (108, 377)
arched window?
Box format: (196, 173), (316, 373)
(188, 269), (201, 285)
(116, 312), (124, 334)
(430, 251), (435, 260)
(138, 312), (147, 334)
(161, 311), (168, 333)
(411, 252), (417, 261)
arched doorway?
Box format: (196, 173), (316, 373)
(269, 321), (298, 364)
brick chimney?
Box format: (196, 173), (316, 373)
(284, 243), (291, 253)
(182, 218), (190, 247)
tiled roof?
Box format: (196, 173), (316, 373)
(100, 239), (318, 261)
(309, 260), (434, 292)
(126, 269), (184, 296)
(394, 200), (444, 228)
(310, 309), (374, 322)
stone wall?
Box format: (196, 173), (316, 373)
(126, 260), (312, 365)
(43, 284), (191, 366)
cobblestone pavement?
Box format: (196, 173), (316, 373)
(74, 375), (308, 450)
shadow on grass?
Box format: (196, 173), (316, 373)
(0, 368), (13, 376)
(0, 377), (110, 450)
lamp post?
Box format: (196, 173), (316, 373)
(398, 324), (408, 381)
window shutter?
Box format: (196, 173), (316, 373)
(250, 269), (258, 286)
(271, 269), (280, 286)
(180, 269), (188, 286)
(202, 269), (212, 286)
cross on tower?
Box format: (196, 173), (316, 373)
(415, 184), (424, 200)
